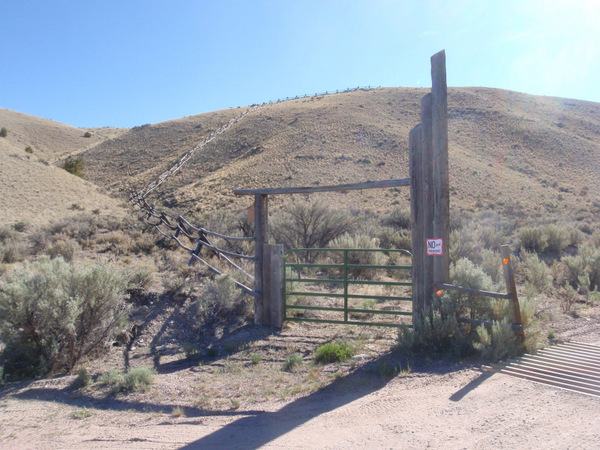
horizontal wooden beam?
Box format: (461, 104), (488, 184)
(234, 178), (410, 196)
(433, 282), (511, 299)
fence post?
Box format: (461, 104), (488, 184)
(431, 50), (450, 285)
(410, 125), (425, 325)
(501, 245), (523, 338)
(254, 194), (269, 325)
(263, 244), (284, 328)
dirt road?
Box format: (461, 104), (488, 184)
(1, 352), (599, 449)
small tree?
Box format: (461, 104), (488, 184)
(0, 127), (7, 137)
(63, 156), (85, 178)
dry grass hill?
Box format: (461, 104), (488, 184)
(1, 87), (599, 229)
(2, 88), (600, 448)
(0, 108), (127, 226)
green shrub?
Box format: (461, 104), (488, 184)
(206, 347), (219, 357)
(0, 127), (7, 137)
(72, 367), (92, 389)
(0, 257), (131, 379)
(314, 342), (354, 364)
(118, 367), (155, 393)
(561, 247), (600, 293)
(399, 302), (467, 357)
(479, 249), (504, 284)
(183, 343), (202, 361)
(450, 226), (483, 263)
(474, 318), (519, 361)
(282, 353), (303, 372)
(63, 156), (85, 178)
(542, 224), (569, 254)
(385, 207), (411, 229)
(25, 146), (34, 154)
(519, 250), (552, 293)
(518, 227), (547, 253)
(197, 275), (250, 325)
(96, 367), (155, 394)
(401, 255), (542, 360)
(376, 226), (412, 252)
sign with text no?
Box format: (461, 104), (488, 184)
(426, 238), (444, 256)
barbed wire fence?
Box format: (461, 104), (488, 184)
(129, 85), (381, 295)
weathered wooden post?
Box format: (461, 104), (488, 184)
(431, 51), (450, 285)
(253, 194), (269, 325)
(263, 244), (285, 327)
(410, 50), (450, 330)
(501, 244), (523, 339)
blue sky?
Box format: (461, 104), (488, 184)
(2, 0), (599, 128)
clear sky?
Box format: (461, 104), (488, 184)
(2, 0), (599, 128)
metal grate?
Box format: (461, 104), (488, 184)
(482, 341), (600, 398)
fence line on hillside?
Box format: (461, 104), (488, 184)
(128, 85), (386, 298)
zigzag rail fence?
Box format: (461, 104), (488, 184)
(127, 51), (526, 342)
(127, 86), (386, 316)
(134, 197), (257, 297)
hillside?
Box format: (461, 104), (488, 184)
(0, 108), (128, 226)
(80, 87), (600, 227)
(1, 87), (599, 228)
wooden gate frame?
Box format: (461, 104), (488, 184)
(234, 50), (450, 329)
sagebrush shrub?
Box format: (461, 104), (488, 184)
(519, 250), (552, 293)
(474, 318), (519, 361)
(560, 247), (600, 293)
(518, 227), (547, 253)
(0, 127), (7, 137)
(450, 226), (484, 263)
(0, 241), (28, 264)
(328, 234), (388, 279)
(385, 207), (411, 229)
(542, 224), (569, 254)
(47, 238), (78, 262)
(270, 200), (353, 261)
(197, 275), (250, 324)
(0, 257), (131, 379)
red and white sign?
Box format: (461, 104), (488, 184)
(426, 238), (444, 256)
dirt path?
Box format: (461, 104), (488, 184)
(2, 350), (599, 449)
(2, 305), (600, 449)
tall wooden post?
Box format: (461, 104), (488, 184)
(254, 194), (269, 325)
(410, 125), (424, 321)
(410, 50), (450, 330)
(431, 50), (450, 284)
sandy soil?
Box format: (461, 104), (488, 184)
(1, 318), (599, 450)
